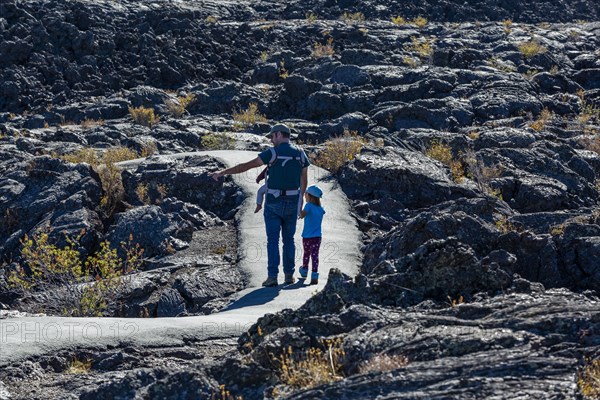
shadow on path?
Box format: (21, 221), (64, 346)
(222, 286), (281, 311)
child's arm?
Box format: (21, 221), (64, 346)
(299, 210), (307, 219)
(256, 167), (268, 184)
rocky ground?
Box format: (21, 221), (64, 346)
(1, 0), (600, 398)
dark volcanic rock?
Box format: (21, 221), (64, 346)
(338, 147), (477, 213)
(121, 155), (243, 219)
(107, 198), (221, 258)
(0, 155), (102, 261)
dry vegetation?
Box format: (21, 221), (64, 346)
(312, 37), (335, 58)
(578, 357), (600, 398)
(129, 105), (158, 128)
(165, 93), (196, 118)
(313, 129), (367, 173)
(529, 108), (554, 132)
(61, 146), (139, 215)
(518, 39), (547, 58)
(232, 102), (267, 130)
(276, 338), (346, 390)
(358, 353), (408, 374)
(201, 132), (236, 150)
(425, 141), (464, 182)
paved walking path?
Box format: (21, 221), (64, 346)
(0, 151), (361, 366)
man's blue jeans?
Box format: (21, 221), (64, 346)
(264, 195), (298, 278)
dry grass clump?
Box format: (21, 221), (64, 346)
(340, 12), (365, 24)
(412, 16), (428, 28)
(518, 39), (547, 59)
(232, 102), (267, 130)
(425, 141), (464, 182)
(312, 37), (335, 58)
(404, 36), (434, 60)
(358, 353), (408, 374)
(79, 118), (104, 129)
(495, 215), (519, 233)
(391, 16), (407, 25)
(128, 106), (157, 128)
(201, 132), (236, 150)
(313, 129), (367, 173)
(136, 183), (149, 205)
(165, 93), (196, 118)
(67, 357), (92, 374)
(580, 136), (600, 154)
(464, 149), (503, 197)
(276, 338), (345, 390)
(529, 108), (554, 132)
(577, 89), (600, 128)
(578, 357), (600, 398)
(305, 12), (318, 23)
(211, 384), (243, 400)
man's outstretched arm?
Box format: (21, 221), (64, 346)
(209, 157), (264, 181)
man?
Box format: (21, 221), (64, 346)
(209, 124), (310, 287)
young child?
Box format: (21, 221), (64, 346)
(299, 185), (325, 284)
(254, 166), (268, 213)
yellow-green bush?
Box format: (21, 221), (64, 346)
(129, 106), (157, 127)
(165, 94), (196, 118)
(313, 129), (367, 173)
(8, 232), (143, 316)
(66, 357), (92, 374)
(518, 39), (547, 59)
(404, 36), (434, 60)
(232, 102), (267, 130)
(412, 16), (428, 28)
(201, 133), (236, 150)
(391, 16), (407, 25)
(425, 141), (464, 182)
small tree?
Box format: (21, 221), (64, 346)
(8, 231), (143, 316)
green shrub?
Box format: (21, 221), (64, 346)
(8, 232), (143, 316)
(201, 133), (236, 150)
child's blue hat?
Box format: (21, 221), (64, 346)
(306, 185), (323, 198)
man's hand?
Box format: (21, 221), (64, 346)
(209, 171), (224, 181)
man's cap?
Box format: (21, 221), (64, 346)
(265, 123), (291, 138)
(306, 185), (323, 198)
